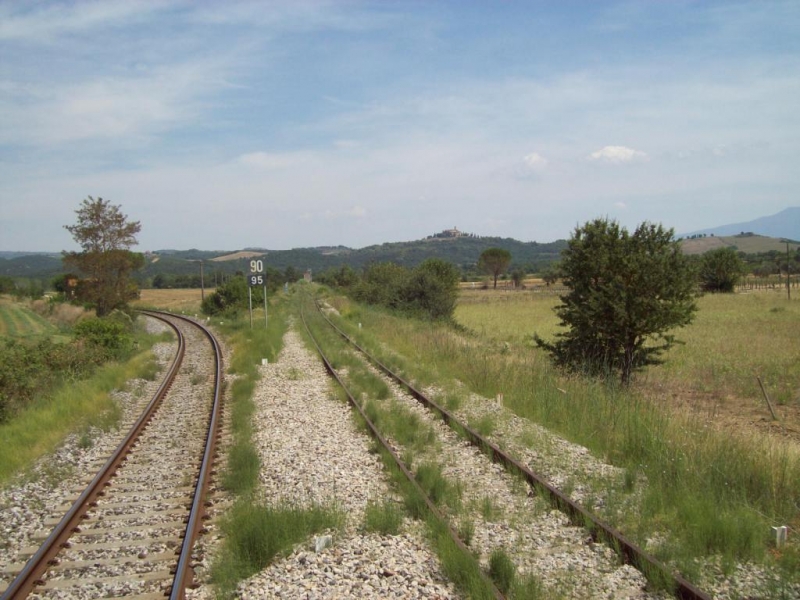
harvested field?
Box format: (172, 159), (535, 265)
(134, 288), (209, 314)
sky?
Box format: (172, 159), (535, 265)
(1, 0), (798, 252)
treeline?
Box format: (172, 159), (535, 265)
(200, 259), (462, 321)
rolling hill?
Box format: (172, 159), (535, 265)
(680, 233), (800, 255)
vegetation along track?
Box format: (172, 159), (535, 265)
(310, 298), (711, 600)
(1, 311), (223, 600)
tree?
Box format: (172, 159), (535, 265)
(478, 247), (512, 289)
(541, 265), (561, 286)
(536, 218), (698, 385)
(403, 258), (461, 319)
(511, 268), (525, 288)
(699, 247), (743, 292)
(63, 197), (143, 316)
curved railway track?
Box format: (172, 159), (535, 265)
(1, 311), (223, 600)
(309, 298), (711, 600)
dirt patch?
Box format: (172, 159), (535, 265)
(645, 384), (800, 451)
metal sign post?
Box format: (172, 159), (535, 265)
(248, 259), (265, 330)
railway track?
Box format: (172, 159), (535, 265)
(299, 304), (507, 600)
(1, 311), (223, 600)
(308, 298), (711, 600)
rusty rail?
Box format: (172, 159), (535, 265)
(2, 311), (223, 600)
(313, 300), (711, 600)
(300, 303), (506, 600)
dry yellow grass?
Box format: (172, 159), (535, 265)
(134, 288), (210, 313)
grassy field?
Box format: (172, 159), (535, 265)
(456, 288), (800, 407)
(323, 287), (800, 590)
(0, 296), (57, 339)
(134, 288), (209, 314)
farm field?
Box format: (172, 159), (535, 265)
(456, 288), (800, 445)
(0, 296), (57, 340)
(134, 288), (209, 314)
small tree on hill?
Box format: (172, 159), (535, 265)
(478, 248), (512, 289)
(63, 197), (143, 316)
(536, 218), (698, 385)
(699, 247), (743, 292)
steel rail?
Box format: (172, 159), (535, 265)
(299, 303), (506, 600)
(314, 299), (711, 600)
(156, 312), (224, 600)
(1, 312), (186, 600)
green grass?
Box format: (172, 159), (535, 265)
(488, 548), (516, 594)
(217, 299), (288, 497)
(361, 499), (404, 535)
(211, 500), (344, 598)
(0, 348), (160, 484)
(0, 299), (57, 340)
(321, 290), (800, 587)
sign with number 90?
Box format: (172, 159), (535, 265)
(250, 259), (264, 273)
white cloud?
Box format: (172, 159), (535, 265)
(614, 201), (627, 209)
(237, 152), (309, 170)
(0, 59), (230, 146)
(588, 145), (648, 164)
(522, 152), (548, 171)
(0, 2), (164, 42)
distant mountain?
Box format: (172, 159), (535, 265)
(680, 207), (800, 240)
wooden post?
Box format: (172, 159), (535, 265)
(787, 242), (791, 301)
(756, 376), (778, 421)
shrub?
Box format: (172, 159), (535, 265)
(350, 259), (460, 320)
(73, 316), (133, 358)
(699, 247), (744, 292)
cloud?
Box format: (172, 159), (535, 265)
(237, 151), (309, 170)
(614, 201), (627, 209)
(0, 2), (165, 42)
(522, 152), (548, 171)
(0, 58), (233, 146)
(588, 145), (648, 164)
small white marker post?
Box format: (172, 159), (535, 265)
(773, 525), (788, 547)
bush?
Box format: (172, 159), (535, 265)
(73, 316), (133, 358)
(202, 276), (257, 316)
(699, 247), (744, 292)
(350, 259), (460, 320)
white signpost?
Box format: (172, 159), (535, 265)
(248, 259), (267, 329)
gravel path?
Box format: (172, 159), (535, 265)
(234, 328), (459, 599)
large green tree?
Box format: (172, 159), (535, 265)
(698, 247), (743, 292)
(536, 218), (698, 385)
(478, 247), (512, 289)
(63, 197), (143, 316)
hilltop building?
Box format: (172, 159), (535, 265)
(428, 226), (477, 239)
